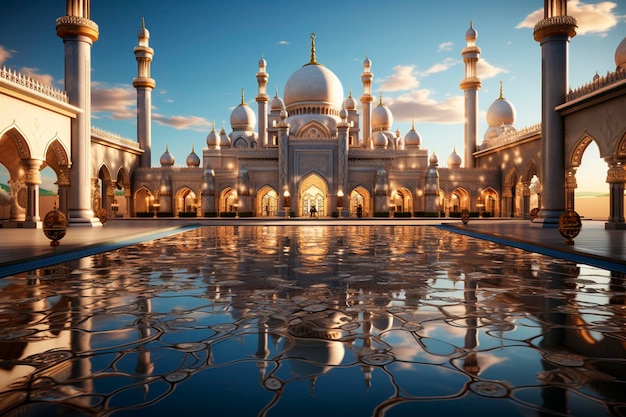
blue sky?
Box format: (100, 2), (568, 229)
(0, 0), (625, 193)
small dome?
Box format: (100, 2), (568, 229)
(372, 95), (393, 131)
(258, 55), (267, 69)
(159, 146), (175, 167)
(186, 146), (200, 167)
(486, 83), (515, 127)
(340, 107), (348, 120)
(270, 91), (285, 111)
(138, 18), (150, 40)
(206, 125), (219, 148)
(373, 131), (388, 148)
(429, 151), (439, 166)
(465, 20), (477, 41)
(230, 90), (256, 131)
(615, 36), (626, 69)
(363, 55), (372, 69)
(404, 121), (422, 148)
(219, 125), (231, 148)
(343, 91), (358, 111)
(447, 147), (462, 168)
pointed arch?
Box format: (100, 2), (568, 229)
(299, 172), (329, 216)
(390, 186), (413, 214)
(350, 185), (370, 217)
(0, 126), (31, 159)
(570, 134), (595, 169)
(175, 186), (198, 215)
(616, 130), (626, 158)
(134, 186), (154, 214)
(478, 187), (499, 217)
(44, 138), (69, 168)
(220, 186), (237, 214)
(296, 120), (332, 139)
(257, 185), (278, 216)
(450, 187), (470, 213)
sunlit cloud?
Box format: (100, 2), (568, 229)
(386, 90), (465, 124)
(278, 40), (289, 45)
(516, 0), (620, 36)
(438, 41), (454, 52)
(0, 45), (14, 65)
(477, 59), (508, 79)
(153, 114), (213, 131)
(20, 67), (54, 86)
(91, 82), (136, 119)
(418, 58), (458, 76)
(379, 65), (420, 92)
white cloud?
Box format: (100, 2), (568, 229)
(20, 67), (54, 86)
(153, 114), (213, 131)
(438, 41), (454, 52)
(386, 89), (465, 124)
(477, 59), (508, 79)
(379, 65), (420, 92)
(516, 0), (620, 36)
(418, 58), (458, 76)
(278, 40), (289, 45)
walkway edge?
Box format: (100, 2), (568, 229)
(0, 224), (200, 278)
(439, 223), (626, 273)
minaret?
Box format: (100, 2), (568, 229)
(360, 56), (374, 148)
(533, 0), (577, 226)
(460, 20), (481, 168)
(133, 18), (156, 168)
(56, 0), (100, 226)
(256, 54), (269, 148)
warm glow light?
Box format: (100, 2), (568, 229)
(337, 190), (344, 197)
(283, 190), (290, 197)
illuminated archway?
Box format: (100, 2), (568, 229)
(220, 187), (237, 214)
(478, 187), (499, 217)
(176, 186), (197, 215)
(450, 188), (470, 213)
(134, 187), (153, 215)
(257, 185), (278, 216)
(390, 187), (412, 214)
(350, 186), (370, 217)
(299, 173), (328, 217)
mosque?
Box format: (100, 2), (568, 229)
(1, 0), (626, 229)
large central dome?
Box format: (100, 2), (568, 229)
(283, 63), (344, 110)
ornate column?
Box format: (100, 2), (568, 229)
(277, 110), (290, 215)
(106, 182), (116, 217)
(460, 20), (482, 168)
(24, 159), (43, 226)
(57, 167), (71, 218)
(533, 0), (577, 227)
(374, 164), (389, 213)
(503, 190), (513, 218)
(360, 56), (374, 148)
(606, 161), (626, 229)
(8, 178), (25, 222)
(201, 168), (216, 214)
(522, 181), (531, 219)
(564, 169), (577, 211)
(56, 1), (101, 226)
(337, 115), (350, 217)
(256, 55), (269, 148)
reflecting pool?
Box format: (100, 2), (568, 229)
(0, 225), (625, 417)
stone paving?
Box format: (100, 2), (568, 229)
(0, 223), (624, 416)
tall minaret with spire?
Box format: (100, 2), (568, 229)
(533, 0), (577, 227)
(256, 55), (269, 148)
(133, 18), (156, 168)
(56, 0), (100, 226)
(460, 20), (481, 168)
(360, 56), (374, 148)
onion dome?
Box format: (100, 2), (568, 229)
(429, 151), (439, 166)
(343, 89), (358, 111)
(340, 107), (348, 121)
(219, 123), (231, 148)
(258, 54), (267, 70)
(486, 82), (515, 127)
(138, 18), (150, 43)
(230, 88), (256, 131)
(363, 55), (372, 69)
(372, 93), (393, 131)
(373, 131), (388, 148)
(159, 145), (175, 167)
(447, 146), (462, 168)
(404, 120), (422, 148)
(465, 19), (477, 42)
(206, 123), (219, 148)
(186, 145), (200, 167)
(615, 36), (626, 70)
(283, 34), (343, 111)
(270, 89), (285, 111)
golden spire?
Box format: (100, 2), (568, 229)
(499, 81), (504, 99)
(241, 88), (246, 106)
(275, 87), (279, 97)
(142, 17), (145, 28)
(307, 32), (318, 65)
(411, 119), (415, 130)
(378, 91), (383, 106)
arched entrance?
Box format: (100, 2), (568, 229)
(350, 186), (370, 217)
(450, 188), (470, 214)
(478, 187), (499, 217)
(299, 173), (328, 217)
(390, 187), (412, 215)
(176, 187), (198, 216)
(220, 187), (237, 215)
(134, 187), (154, 216)
(257, 186), (278, 216)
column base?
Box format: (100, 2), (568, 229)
(68, 209), (103, 227)
(530, 209), (562, 228)
(605, 221), (626, 230)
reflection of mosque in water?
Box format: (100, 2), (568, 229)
(0, 226), (625, 415)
